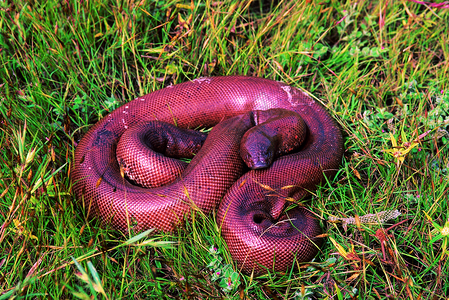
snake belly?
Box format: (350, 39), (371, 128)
(71, 76), (344, 274)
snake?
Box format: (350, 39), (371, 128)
(71, 76), (344, 274)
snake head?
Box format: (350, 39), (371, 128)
(240, 133), (275, 169)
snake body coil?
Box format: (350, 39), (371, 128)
(72, 76), (343, 274)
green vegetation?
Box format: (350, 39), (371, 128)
(1, 0), (448, 298)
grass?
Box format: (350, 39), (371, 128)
(1, 0), (448, 298)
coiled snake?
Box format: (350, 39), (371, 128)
(72, 76), (343, 274)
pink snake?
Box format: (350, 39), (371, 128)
(72, 76), (343, 274)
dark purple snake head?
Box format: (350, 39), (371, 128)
(240, 108), (307, 170)
(240, 131), (276, 169)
